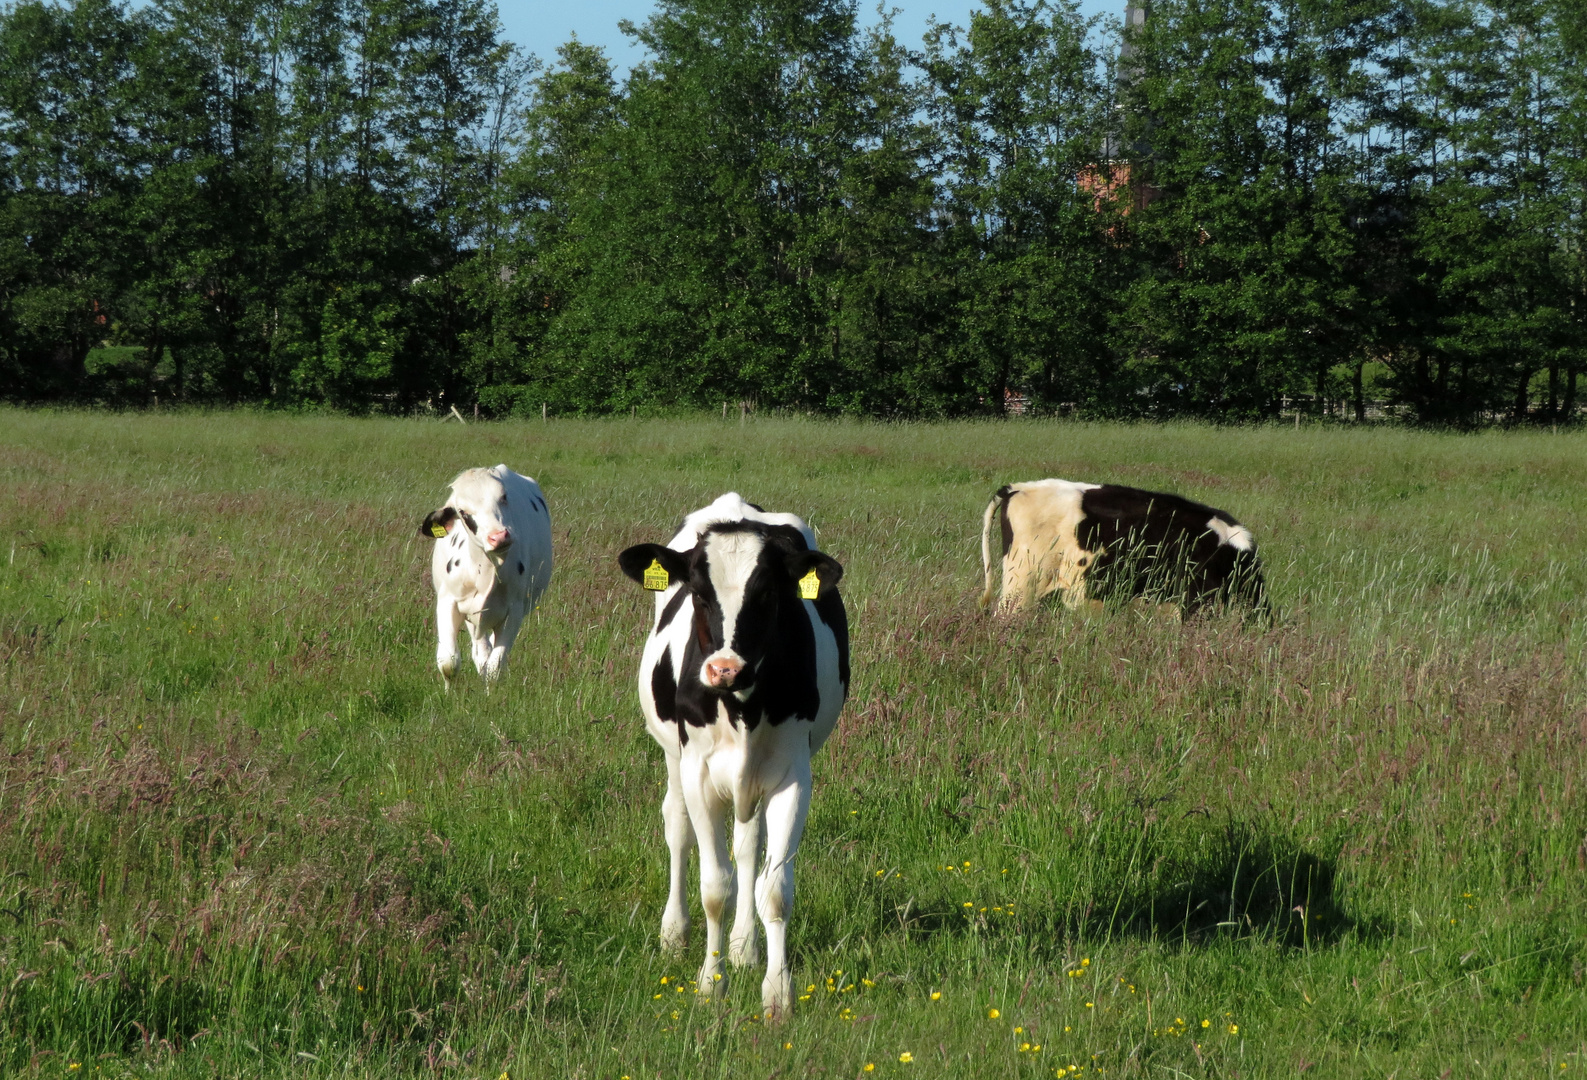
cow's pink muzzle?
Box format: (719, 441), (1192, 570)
(704, 655), (744, 689)
(485, 527), (513, 551)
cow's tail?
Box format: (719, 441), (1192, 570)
(978, 487), (1009, 612)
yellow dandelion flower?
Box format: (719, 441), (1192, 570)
(865, 1066), (875, 1073)
(931, 991), (942, 1001)
(1033, 1045), (1042, 1052)
(653, 993), (662, 999)
(1015, 1026), (1023, 1034)
(661, 976), (670, 984)
(1201, 1019), (1210, 1028)
(1020, 1042), (1032, 1052)
(1228, 1024), (1239, 1035)
(963, 902), (974, 908)
(988, 1008), (1001, 1019)
(1086, 1002), (1093, 1008)
(899, 1052), (914, 1063)
(1081, 958), (1090, 966)
(783, 1042), (792, 1050)
(671, 1011), (680, 1020)
(713, 973), (722, 981)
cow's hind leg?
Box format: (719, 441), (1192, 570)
(468, 619), (493, 678)
(728, 807), (763, 968)
(659, 749), (694, 954)
(435, 597), (462, 687)
(757, 756), (812, 1022)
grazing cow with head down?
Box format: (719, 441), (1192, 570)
(619, 493), (849, 1021)
(980, 479), (1268, 617)
(419, 465), (552, 686)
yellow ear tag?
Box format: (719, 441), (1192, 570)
(798, 569), (821, 601)
(430, 524), (447, 538)
(642, 559), (670, 591)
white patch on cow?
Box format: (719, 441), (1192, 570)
(1206, 516), (1254, 551)
(698, 529), (765, 686)
(982, 479), (1098, 614)
(427, 465), (552, 687)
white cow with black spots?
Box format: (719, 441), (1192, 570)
(419, 465), (552, 686)
(619, 494), (849, 1021)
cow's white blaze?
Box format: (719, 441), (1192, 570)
(699, 529), (765, 685)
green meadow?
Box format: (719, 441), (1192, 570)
(1, 410), (1584, 1079)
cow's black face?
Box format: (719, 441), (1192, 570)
(619, 523), (842, 696)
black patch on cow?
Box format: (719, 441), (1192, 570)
(446, 559), (454, 573)
(1076, 484), (1268, 613)
(420, 506), (457, 539)
(655, 587), (687, 632)
(517, 561), (524, 575)
(644, 521), (848, 734)
(995, 484), (1015, 557)
(651, 654), (678, 725)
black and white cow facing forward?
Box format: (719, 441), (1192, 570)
(619, 493), (849, 1021)
(980, 479), (1269, 617)
(419, 465), (552, 686)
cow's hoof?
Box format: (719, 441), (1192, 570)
(728, 933), (759, 969)
(438, 656), (458, 682)
(696, 965), (727, 999)
(659, 924), (689, 955)
(760, 974), (793, 1023)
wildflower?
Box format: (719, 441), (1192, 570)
(671, 1011), (680, 1020)
(931, 991), (942, 1001)
(899, 1052), (915, 1063)
(1020, 1042), (1032, 1052)
(1086, 1002), (1093, 1008)
(661, 976), (670, 984)
(1014, 1027), (1023, 1034)
(963, 902), (974, 908)
(1200, 1019), (1210, 1028)
(988, 1008), (1001, 1019)
(357, 985), (365, 992)
(1228, 1024), (1239, 1035)
(1081, 958), (1090, 967)
(783, 1042), (792, 1050)
(865, 1066), (876, 1073)
(877, 870), (884, 877)
(653, 993), (662, 999)
(1033, 1045), (1042, 1052)
(863, 978), (875, 988)
(713, 973), (722, 981)
(964, 861), (971, 868)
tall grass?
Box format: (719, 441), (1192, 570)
(1, 410), (1583, 1078)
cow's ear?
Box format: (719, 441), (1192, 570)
(420, 507), (457, 539)
(785, 550), (842, 600)
(619, 544), (689, 592)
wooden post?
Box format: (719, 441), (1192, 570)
(542, 402), (547, 422)
(449, 405), (467, 425)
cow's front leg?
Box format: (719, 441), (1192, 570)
(659, 749), (694, 954)
(728, 808), (763, 968)
(435, 597), (462, 686)
(468, 617), (494, 679)
(757, 757), (812, 1022)
(682, 762), (731, 999)
(481, 605), (525, 686)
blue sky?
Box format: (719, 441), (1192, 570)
(496, 0), (1125, 73)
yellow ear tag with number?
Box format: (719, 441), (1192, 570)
(430, 523), (448, 538)
(642, 559), (670, 591)
(798, 569), (821, 601)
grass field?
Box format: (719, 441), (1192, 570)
(1, 410), (1584, 1079)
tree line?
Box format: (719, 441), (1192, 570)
(1, 0), (1583, 422)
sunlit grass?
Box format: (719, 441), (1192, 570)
(0, 409), (1583, 1077)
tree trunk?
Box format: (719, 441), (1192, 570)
(1513, 367), (1532, 422)
(1563, 366), (1579, 423)
(1547, 363), (1559, 418)
(1352, 358), (1366, 422)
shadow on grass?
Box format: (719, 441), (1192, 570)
(1105, 823), (1378, 948)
